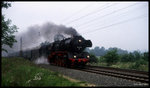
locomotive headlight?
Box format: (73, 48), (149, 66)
(87, 55), (90, 58)
(79, 40), (82, 42)
(73, 55), (77, 58)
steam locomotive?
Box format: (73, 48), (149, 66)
(48, 35), (92, 67)
(8, 35), (92, 67)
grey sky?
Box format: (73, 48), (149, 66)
(2, 1), (148, 52)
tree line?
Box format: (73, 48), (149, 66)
(86, 46), (130, 56)
(87, 47), (148, 71)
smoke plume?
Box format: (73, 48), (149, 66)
(2, 22), (80, 56)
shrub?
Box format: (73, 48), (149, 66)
(89, 54), (98, 63)
(103, 49), (119, 66)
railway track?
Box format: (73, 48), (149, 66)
(75, 65), (149, 83)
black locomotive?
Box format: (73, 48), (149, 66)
(8, 35), (92, 67)
(47, 35), (92, 67)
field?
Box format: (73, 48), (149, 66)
(1, 57), (90, 87)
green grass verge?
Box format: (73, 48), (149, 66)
(2, 57), (83, 87)
(89, 62), (148, 72)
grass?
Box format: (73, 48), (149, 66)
(89, 62), (148, 72)
(2, 57), (90, 87)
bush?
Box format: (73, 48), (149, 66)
(129, 59), (148, 71)
(120, 54), (129, 62)
(98, 57), (106, 62)
(103, 49), (119, 66)
(89, 54), (98, 63)
(142, 52), (149, 61)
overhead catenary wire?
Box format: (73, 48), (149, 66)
(64, 3), (116, 24)
(80, 6), (144, 31)
(78, 3), (144, 33)
(60, 3), (94, 23)
(76, 3), (139, 29)
(82, 14), (147, 35)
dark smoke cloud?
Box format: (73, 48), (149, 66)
(2, 22), (80, 56)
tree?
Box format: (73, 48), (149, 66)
(133, 51), (141, 60)
(143, 52), (149, 61)
(120, 53), (130, 62)
(103, 49), (119, 66)
(2, 2), (18, 53)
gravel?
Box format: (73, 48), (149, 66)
(37, 64), (149, 87)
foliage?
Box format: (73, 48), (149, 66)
(87, 46), (148, 71)
(89, 49), (149, 71)
(2, 1), (18, 53)
(120, 53), (133, 62)
(103, 49), (119, 66)
(89, 54), (98, 63)
(2, 57), (85, 87)
(98, 57), (106, 62)
(142, 52), (149, 61)
(87, 46), (128, 56)
(129, 58), (148, 70)
(1, 1), (11, 8)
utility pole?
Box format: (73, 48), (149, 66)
(39, 32), (40, 36)
(20, 37), (22, 57)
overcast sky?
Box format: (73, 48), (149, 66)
(2, 1), (149, 52)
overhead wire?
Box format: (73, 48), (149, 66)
(82, 14), (147, 35)
(60, 3), (94, 23)
(77, 3), (139, 29)
(79, 3), (144, 33)
(64, 3), (116, 24)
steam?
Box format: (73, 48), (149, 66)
(2, 22), (80, 56)
(34, 56), (49, 65)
